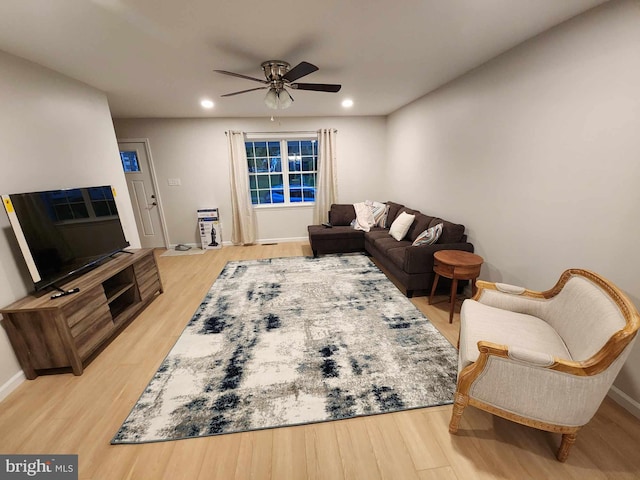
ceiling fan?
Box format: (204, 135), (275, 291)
(214, 60), (341, 110)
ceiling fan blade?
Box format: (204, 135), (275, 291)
(221, 86), (268, 97)
(291, 83), (342, 93)
(214, 70), (268, 84)
(282, 61), (318, 83)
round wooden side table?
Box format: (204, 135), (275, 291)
(429, 250), (484, 323)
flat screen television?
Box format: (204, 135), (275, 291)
(2, 185), (130, 291)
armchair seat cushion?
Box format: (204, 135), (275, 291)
(459, 300), (572, 372)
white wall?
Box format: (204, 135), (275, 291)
(386, 0), (640, 408)
(0, 50), (139, 395)
(113, 117), (387, 245)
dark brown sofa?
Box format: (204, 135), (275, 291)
(308, 202), (474, 297)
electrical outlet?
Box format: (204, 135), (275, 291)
(167, 178), (181, 186)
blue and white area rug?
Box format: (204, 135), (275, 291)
(112, 254), (458, 444)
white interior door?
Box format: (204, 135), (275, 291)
(118, 141), (166, 248)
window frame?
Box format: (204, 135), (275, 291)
(245, 135), (318, 208)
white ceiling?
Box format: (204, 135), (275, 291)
(0, 0), (609, 118)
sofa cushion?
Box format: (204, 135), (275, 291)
(375, 237), (412, 254)
(308, 225), (363, 240)
(389, 211), (415, 241)
(406, 213), (433, 242)
(429, 218), (465, 244)
(385, 202), (405, 228)
(329, 204), (356, 226)
(365, 229), (389, 243)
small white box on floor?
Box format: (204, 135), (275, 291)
(197, 208), (222, 249)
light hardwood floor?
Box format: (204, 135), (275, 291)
(1, 242), (639, 479)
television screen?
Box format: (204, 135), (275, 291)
(2, 186), (130, 291)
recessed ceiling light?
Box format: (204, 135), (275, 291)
(200, 99), (214, 109)
(341, 99), (354, 108)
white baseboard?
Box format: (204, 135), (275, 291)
(257, 236), (308, 244)
(608, 385), (640, 419)
(165, 238), (307, 250)
(0, 370), (25, 403)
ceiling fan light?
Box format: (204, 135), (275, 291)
(264, 88), (279, 109)
(279, 89), (293, 109)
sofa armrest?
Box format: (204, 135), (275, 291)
(403, 242), (474, 274)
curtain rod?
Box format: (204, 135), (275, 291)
(225, 129), (337, 135)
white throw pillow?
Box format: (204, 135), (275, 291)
(389, 211), (415, 241)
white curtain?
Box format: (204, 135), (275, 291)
(227, 131), (256, 245)
(313, 128), (338, 224)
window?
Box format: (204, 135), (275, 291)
(245, 138), (317, 205)
(120, 151), (141, 172)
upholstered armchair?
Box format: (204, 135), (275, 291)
(449, 269), (639, 461)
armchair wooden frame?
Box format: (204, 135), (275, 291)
(448, 269), (640, 462)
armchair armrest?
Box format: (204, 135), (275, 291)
(508, 346), (555, 367)
(473, 280), (546, 301)
(458, 341), (591, 398)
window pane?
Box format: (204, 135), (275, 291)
(289, 174), (301, 187)
(267, 141), (280, 156)
(301, 141), (313, 155)
(258, 190), (272, 204)
(255, 158), (269, 173)
(272, 189), (285, 203)
(302, 157), (316, 171)
(290, 188), (302, 202)
(250, 190), (258, 204)
(287, 141), (300, 156)
(249, 176), (257, 189)
(120, 151), (140, 172)
(302, 173), (315, 187)
(270, 174), (283, 189)
(257, 175), (271, 189)
(254, 142), (267, 157)
(288, 157), (301, 172)
(303, 187), (316, 201)
(269, 157), (281, 172)
(247, 158), (256, 173)
(245, 144), (254, 158)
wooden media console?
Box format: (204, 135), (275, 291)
(0, 248), (162, 379)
